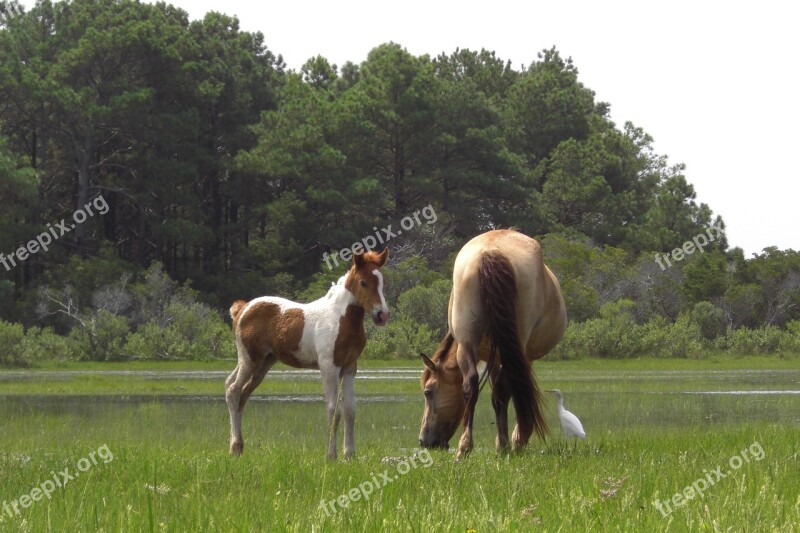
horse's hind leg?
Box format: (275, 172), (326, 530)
(226, 357), (256, 456)
(239, 355), (276, 411)
(491, 366), (512, 453)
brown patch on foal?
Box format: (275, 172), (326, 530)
(333, 305), (367, 368)
(237, 301), (312, 368)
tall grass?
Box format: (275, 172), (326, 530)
(1, 366), (797, 531)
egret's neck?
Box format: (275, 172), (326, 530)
(556, 397), (564, 411)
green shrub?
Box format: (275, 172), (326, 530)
(396, 279), (451, 339)
(715, 326), (785, 355)
(0, 320), (26, 366)
(362, 316), (439, 360)
(20, 326), (79, 362)
(690, 301), (726, 340)
(554, 300), (641, 358)
(69, 310), (131, 361)
(658, 314), (704, 358)
(125, 302), (234, 360)
(779, 321), (800, 355)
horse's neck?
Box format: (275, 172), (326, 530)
(307, 276), (358, 322)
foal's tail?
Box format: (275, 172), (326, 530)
(478, 251), (547, 441)
(229, 300), (249, 331)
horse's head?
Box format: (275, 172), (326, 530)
(418, 350), (465, 449)
(346, 248), (390, 326)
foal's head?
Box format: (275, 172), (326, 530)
(418, 336), (465, 449)
(345, 248), (390, 326)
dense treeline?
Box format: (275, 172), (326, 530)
(1, 0), (797, 364)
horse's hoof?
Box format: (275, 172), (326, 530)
(326, 451), (337, 462)
(344, 450), (356, 461)
(230, 441), (243, 456)
(456, 444), (472, 460)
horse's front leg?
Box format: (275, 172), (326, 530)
(321, 364), (342, 461)
(455, 342), (479, 460)
(340, 361), (357, 460)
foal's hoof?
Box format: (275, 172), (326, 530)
(326, 451), (337, 462)
(344, 450), (356, 461)
(230, 441), (243, 456)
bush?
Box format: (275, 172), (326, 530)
(362, 316), (439, 360)
(649, 313), (704, 358)
(396, 279), (451, 339)
(690, 301), (726, 340)
(554, 300), (640, 358)
(21, 326), (79, 362)
(69, 310), (131, 361)
(715, 326), (787, 355)
(0, 322), (80, 366)
(125, 302), (234, 360)
(0, 320), (26, 366)
(779, 321), (800, 355)
(555, 306), (705, 359)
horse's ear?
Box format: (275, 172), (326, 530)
(353, 252), (365, 269)
(420, 352), (436, 372)
(376, 247), (389, 267)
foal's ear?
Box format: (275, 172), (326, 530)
(420, 353), (437, 372)
(376, 247), (389, 267)
(353, 252), (365, 269)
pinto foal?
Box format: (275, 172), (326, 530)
(226, 249), (389, 460)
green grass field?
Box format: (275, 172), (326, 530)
(1, 358), (798, 531)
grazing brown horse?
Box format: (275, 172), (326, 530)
(419, 230), (566, 459)
(226, 249), (389, 460)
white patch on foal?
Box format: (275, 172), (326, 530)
(372, 269), (389, 316)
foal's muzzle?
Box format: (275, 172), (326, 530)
(373, 308), (390, 326)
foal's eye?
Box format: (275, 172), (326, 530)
(359, 280), (367, 288)
(424, 389), (433, 398)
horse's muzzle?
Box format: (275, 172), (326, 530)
(373, 309), (390, 326)
(419, 438), (449, 450)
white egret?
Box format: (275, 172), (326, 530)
(546, 389), (586, 441)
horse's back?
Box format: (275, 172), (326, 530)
(450, 229), (566, 359)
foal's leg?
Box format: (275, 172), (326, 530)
(491, 366), (512, 453)
(340, 362), (357, 460)
(226, 357), (256, 456)
(321, 364), (342, 460)
(455, 342), (480, 460)
(239, 355), (276, 411)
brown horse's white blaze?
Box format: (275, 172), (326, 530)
(419, 230), (566, 459)
(226, 248), (389, 460)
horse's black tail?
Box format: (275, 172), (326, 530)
(478, 250), (547, 442)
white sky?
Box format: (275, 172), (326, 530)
(22, 0), (799, 255)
